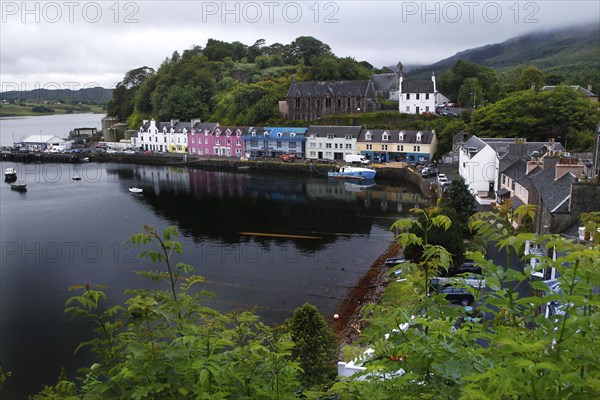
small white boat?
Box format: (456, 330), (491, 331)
(129, 187), (143, 194)
(328, 166), (377, 180)
(81, 157), (90, 162)
(10, 180), (27, 191)
(72, 176), (82, 181)
(5, 167), (17, 180)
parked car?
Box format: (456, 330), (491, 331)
(384, 257), (407, 268)
(421, 166), (438, 177)
(436, 285), (475, 306)
(280, 154), (296, 162)
(437, 173), (450, 186)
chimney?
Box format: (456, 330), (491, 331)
(508, 138), (527, 159)
(527, 160), (542, 174)
(555, 157), (584, 180)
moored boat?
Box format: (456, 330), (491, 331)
(328, 166), (376, 180)
(129, 187), (143, 194)
(72, 176), (82, 181)
(5, 167), (17, 181)
(10, 180), (27, 191)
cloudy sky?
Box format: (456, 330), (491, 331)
(1, 0), (598, 90)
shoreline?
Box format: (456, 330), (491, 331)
(331, 240), (401, 352)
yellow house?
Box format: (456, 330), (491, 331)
(356, 129), (438, 163)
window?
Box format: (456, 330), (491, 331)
(205, 138), (208, 144)
(399, 132), (404, 141)
(236, 148), (241, 156)
(382, 132), (389, 141)
(215, 139), (220, 145)
(310, 151), (316, 156)
(326, 143), (332, 149)
(317, 99), (321, 108)
(310, 142), (316, 148)
(337, 98), (341, 108)
(382, 144), (388, 151)
(425, 106), (430, 112)
(512, 180), (516, 190)
(366, 144), (372, 150)
(416, 132), (422, 141)
(289, 142), (296, 149)
(215, 129), (221, 136)
(416, 93), (420, 100)
(365, 131), (372, 141)
(406, 106), (410, 112)
(295, 97), (301, 107)
(191, 138), (195, 144)
(502, 175), (506, 185)
(277, 132), (282, 137)
(325, 97), (332, 108)
(345, 135), (352, 140)
(263, 141), (268, 148)
(345, 144), (352, 149)
(426, 93), (430, 100)
(406, 94), (410, 100)
(198, 149), (203, 155)
(327, 134), (334, 139)
(277, 141), (283, 148)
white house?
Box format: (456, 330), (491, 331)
(397, 63), (436, 115)
(305, 125), (362, 161)
(458, 135), (499, 195)
(138, 119), (191, 153)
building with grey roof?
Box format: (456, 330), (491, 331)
(286, 77), (379, 121)
(356, 129), (437, 163)
(305, 125), (363, 161)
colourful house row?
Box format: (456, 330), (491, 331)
(135, 120), (437, 163)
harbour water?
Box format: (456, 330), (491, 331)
(0, 115), (429, 398)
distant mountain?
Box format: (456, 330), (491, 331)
(1, 87), (113, 104)
(405, 24), (600, 81)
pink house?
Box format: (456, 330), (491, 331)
(188, 122), (246, 157)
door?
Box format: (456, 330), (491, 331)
(415, 106), (420, 114)
(318, 151), (323, 159)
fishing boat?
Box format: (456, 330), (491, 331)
(129, 187), (143, 194)
(328, 166), (376, 180)
(72, 175), (82, 181)
(10, 180), (27, 191)
(4, 167), (17, 181)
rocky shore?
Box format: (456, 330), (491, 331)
(331, 241), (401, 353)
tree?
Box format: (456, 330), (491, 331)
(332, 207), (600, 398)
(517, 66), (544, 90)
(287, 303), (338, 388)
(289, 36), (332, 66)
(471, 85), (600, 142)
(457, 77), (484, 108)
(442, 176), (477, 236)
(438, 60), (500, 103)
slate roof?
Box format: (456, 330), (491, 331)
(461, 135), (488, 153)
(541, 85), (597, 97)
(401, 79), (434, 93)
(287, 80), (374, 98)
(171, 121), (191, 133)
(371, 73), (398, 91)
(215, 126), (248, 136)
(502, 159), (531, 188)
(306, 125), (363, 138)
(246, 127), (307, 140)
(191, 122), (219, 134)
(357, 129), (436, 144)
(529, 168), (575, 213)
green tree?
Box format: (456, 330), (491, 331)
(438, 60), (500, 103)
(332, 207), (600, 399)
(289, 36), (332, 66)
(517, 66), (545, 90)
(457, 77), (484, 108)
(471, 85), (600, 142)
(442, 176), (477, 236)
(287, 303), (338, 388)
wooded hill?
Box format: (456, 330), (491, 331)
(406, 23), (599, 86)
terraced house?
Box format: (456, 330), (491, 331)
(243, 127), (307, 158)
(187, 123), (245, 157)
(356, 129), (437, 163)
(305, 125), (362, 161)
(138, 119), (189, 153)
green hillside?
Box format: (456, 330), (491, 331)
(406, 24), (600, 86)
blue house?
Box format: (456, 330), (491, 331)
(243, 127), (307, 158)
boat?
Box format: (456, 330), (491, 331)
(5, 167), (17, 181)
(72, 176), (82, 181)
(129, 187), (143, 194)
(81, 157), (90, 162)
(10, 180), (27, 191)
(328, 166), (376, 180)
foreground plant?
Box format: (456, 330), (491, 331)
(36, 225), (303, 399)
(333, 207), (600, 399)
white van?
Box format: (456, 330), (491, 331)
(344, 154), (370, 165)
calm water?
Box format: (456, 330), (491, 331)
(0, 113), (104, 147)
(0, 115), (429, 399)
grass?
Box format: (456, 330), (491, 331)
(0, 103), (105, 117)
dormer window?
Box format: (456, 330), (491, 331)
(399, 131), (404, 141)
(382, 131), (389, 141)
(416, 131), (422, 141)
(291, 133), (296, 137)
(365, 131), (372, 141)
(252, 132), (256, 137)
(215, 129), (221, 137)
(236, 130), (241, 136)
(226, 129), (231, 136)
(277, 132), (282, 137)
(264, 132), (269, 137)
